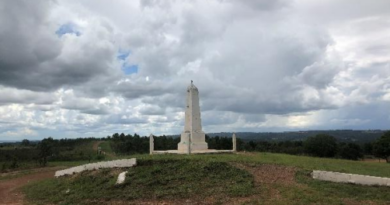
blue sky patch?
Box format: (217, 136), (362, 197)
(122, 64), (138, 75)
(56, 23), (81, 37)
(117, 50), (131, 60)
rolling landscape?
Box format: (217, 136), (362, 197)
(1, 0), (390, 204)
(1, 130), (390, 204)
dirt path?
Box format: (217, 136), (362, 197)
(362, 158), (387, 163)
(0, 167), (57, 205)
(93, 141), (115, 158)
(92, 140), (101, 151)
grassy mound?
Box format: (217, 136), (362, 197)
(23, 159), (254, 205)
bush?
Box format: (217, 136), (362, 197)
(304, 134), (338, 158)
(338, 143), (363, 160)
(373, 131), (390, 163)
(95, 155), (105, 161)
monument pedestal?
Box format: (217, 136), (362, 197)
(178, 131), (208, 152)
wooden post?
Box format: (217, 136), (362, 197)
(149, 134), (154, 155)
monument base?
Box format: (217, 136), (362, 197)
(177, 142), (208, 152)
(178, 132), (208, 152)
(152, 149), (234, 155)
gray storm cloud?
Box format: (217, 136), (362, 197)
(0, 0), (389, 139)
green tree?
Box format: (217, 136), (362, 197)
(363, 142), (373, 155)
(373, 131), (390, 163)
(304, 134), (338, 158)
(21, 139), (30, 146)
(38, 137), (54, 166)
(338, 142), (363, 160)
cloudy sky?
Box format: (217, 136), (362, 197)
(0, 0), (389, 140)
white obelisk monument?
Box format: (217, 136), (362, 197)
(178, 81), (208, 152)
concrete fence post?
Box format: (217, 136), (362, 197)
(149, 134), (154, 155)
(232, 133), (237, 152)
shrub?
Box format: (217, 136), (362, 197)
(304, 134), (338, 158)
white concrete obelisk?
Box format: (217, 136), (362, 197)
(178, 81), (208, 152)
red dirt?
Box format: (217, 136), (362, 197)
(233, 163), (297, 185)
(0, 168), (56, 205)
(92, 141), (101, 151)
(361, 158), (387, 163)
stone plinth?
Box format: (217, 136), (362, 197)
(152, 149), (234, 155)
(178, 132), (208, 152)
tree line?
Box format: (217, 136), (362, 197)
(108, 133), (236, 154)
(109, 132), (390, 162)
(1, 137), (101, 171)
(1, 131), (389, 172)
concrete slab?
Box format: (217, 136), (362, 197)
(55, 158), (136, 177)
(312, 170), (390, 187)
(116, 171), (128, 184)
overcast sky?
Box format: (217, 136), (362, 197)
(0, 0), (389, 140)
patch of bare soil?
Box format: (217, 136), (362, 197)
(362, 158), (387, 163)
(92, 141), (101, 152)
(236, 152), (257, 156)
(233, 163), (297, 185)
(96, 196), (252, 205)
(232, 163), (299, 203)
(342, 199), (378, 205)
(0, 167), (57, 205)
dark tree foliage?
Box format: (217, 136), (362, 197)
(0, 149), (39, 161)
(110, 134), (235, 154)
(111, 133), (150, 154)
(38, 137), (55, 166)
(363, 142), (374, 155)
(155, 135), (180, 150)
(304, 134), (338, 158)
(206, 135), (233, 150)
(215, 130), (383, 143)
(43, 137), (97, 161)
(373, 131), (390, 163)
(21, 139), (30, 146)
(338, 142), (363, 160)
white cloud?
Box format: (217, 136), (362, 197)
(0, 0), (390, 139)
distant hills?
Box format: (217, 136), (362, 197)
(1, 130), (387, 144)
(0, 140), (19, 143)
(206, 130), (387, 143)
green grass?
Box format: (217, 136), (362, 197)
(0, 161), (95, 181)
(20, 152), (390, 204)
(0, 169), (33, 181)
(98, 141), (117, 160)
(294, 170), (390, 204)
(132, 152), (390, 177)
(0, 146), (35, 150)
(98, 141), (113, 154)
(23, 159), (254, 205)
(56, 141), (97, 160)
